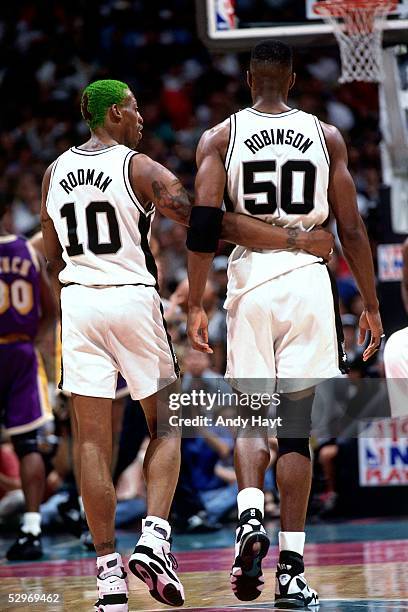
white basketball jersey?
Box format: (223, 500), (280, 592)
(46, 145), (157, 287)
(224, 107), (330, 307)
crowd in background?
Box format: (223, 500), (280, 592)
(0, 1), (399, 539)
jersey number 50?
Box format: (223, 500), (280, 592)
(243, 160), (316, 215)
(61, 201), (122, 256)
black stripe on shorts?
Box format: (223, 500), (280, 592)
(159, 301), (180, 378)
(325, 265), (350, 374)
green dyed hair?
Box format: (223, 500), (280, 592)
(81, 79), (129, 130)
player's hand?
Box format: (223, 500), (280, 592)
(358, 309), (384, 361)
(303, 228), (335, 261)
(187, 306), (213, 354)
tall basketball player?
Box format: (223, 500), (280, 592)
(384, 238), (408, 417)
(0, 196), (55, 561)
(187, 41), (383, 608)
(40, 79), (333, 612)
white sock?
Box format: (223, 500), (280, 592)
(143, 515), (171, 540)
(97, 551), (123, 579)
(237, 488), (264, 519)
(279, 531), (305, 556)
(78, 496), (85, 519)
(21, 512), (41, 536)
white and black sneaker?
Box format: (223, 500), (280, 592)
(94, 553), (128, 612)
(230, 508), (270, 601)
(128, 519), (184, 607)
(275, 550), (319, 609)
(6, 530), (43, 561)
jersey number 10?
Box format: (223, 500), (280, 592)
(243, 160), (316, 215)
(61, 201), (122, 256)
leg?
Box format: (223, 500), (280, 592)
(70, 397), (81, 491)
(60, 286), (128, 610)
(56, 396), (97, 547)
(65, 397), (94, 547)
(231, 417), (271, 602)
(73, 394), (115, 555)
(128, 391), (184, 607)
(74, 394), (129, 612)
(234, 434), (270, 491)
(271, 266), (337, 608)
(111, 397), (125, 475)
(318, 444), (338, 495)
(113, 398), (148, 485)
(225, 287), (275, 602)
(276, 390), (313, 534)
(12, 433), (46, 515)
(276, 454), (312, 532)
(7, 431), (45, 561)
(139, 392), (181, 519)
(275, 391), (319, 609)
(69, 394), (125, 547)
(3, 343), (49, 560)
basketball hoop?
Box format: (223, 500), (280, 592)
(313, 0), (398, 82)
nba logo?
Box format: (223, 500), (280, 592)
(216, 0), (237, 31)
(364, 443), (385, 468)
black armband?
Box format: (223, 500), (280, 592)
(186, 206), (224, 253)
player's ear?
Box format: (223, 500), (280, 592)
(108, 104), (122, 124)
(247, 70), (252, 89)
(289, 72), (296, 90)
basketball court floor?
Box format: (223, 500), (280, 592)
(1, 519), (407, 611)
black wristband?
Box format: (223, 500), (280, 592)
(186, 206), (224, 253)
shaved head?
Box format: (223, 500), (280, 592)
(248, 39), (295, 101)
(251, 40), (293, 71)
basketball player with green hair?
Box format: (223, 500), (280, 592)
(81, 80), (129, 130)
(41, 78), (333, 611)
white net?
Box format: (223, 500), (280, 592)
(314, 1), (397, 82)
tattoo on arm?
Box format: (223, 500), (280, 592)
(286, 228), (299, 249)
(152, 179), (192, 224)
(94, 540), (116, 555)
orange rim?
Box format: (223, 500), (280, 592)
(313, 0), (398, 17)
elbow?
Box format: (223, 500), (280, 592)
(338, 223), (365, 247)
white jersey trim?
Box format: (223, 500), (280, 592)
(245, 107), (299, 119)
(0, 235), (17, 243)
(313, 116), (330, 166)
(26, 241), (41, 272)
(70, 145), (121, 156)
(123, 151), (155, 218)
(45, 158), (60, 212)
(224, 113), (236, 171)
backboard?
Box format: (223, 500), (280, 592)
(196, 0), (408, 50)
(380, 47), (408, 234)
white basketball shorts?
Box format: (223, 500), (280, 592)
(225, 263), (343, 393)
(384, 326), (408, 417)
(60, 284), (178, 400)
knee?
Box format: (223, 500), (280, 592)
(276, 392), (314, 439)
(318, 444), (338, 466)
(236, 436), (270, 463)
(11, 431), (39, 459)
(277, 437), (311, 461)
